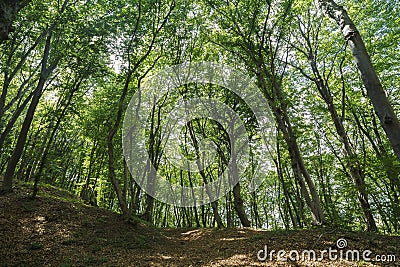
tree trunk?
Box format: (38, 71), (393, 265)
(106, 71), (130, 215)
(327, 99), (377, 231)
(32, 79), (83, 198)
(228, 119), (251, 227)
(317, 0), (400, 161)
(187, 121), (225, 228)
(107, 136), (129, 215)
(232, 183), (251, 227)
(0, 90), (35, 150)
(276, 140), (297, 229)
(272, 100), (326, 225)
(304, 46), (378, 230)
(1, 30), (56, 193)
(217, 126), (251, 227)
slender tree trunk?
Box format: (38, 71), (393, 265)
(107, 135), (129, 215)
(187, 122), (224, 228)
(230, 164), (250, 227)
(276, 140), (297, 229)
(327, 100), (377, 231)
(217, 128), (250, 227)
(32, 79), (83, 198)
(80, 140), (97, 202)
(274, 102), (326, 225)
(188, 165), (201, 227)
(246, 44), (326, 225)
(251, 192), (261, 228)
(2, 80), (44, 193)
(351, 108), (399, 230)
(1, 31), (56, 193)
(304, 47), (378, 230)
(0, 90), (35, 150)
(317, 0), (400, 161)
(142, 102), (163, 223)
(0, 29), (46, 124)
(229, 119), (251, 227)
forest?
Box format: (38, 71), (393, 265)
(0, 0), (399, 266)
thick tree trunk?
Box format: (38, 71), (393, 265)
(232, 183), (251, 227)
(317, 0), (400, 161)
(142, 191), (155, 223)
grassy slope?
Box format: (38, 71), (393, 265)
(0, 183), (399, 267)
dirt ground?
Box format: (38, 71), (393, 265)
(0, 184), (399, 266)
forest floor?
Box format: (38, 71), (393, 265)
(0, 183), (399, 267)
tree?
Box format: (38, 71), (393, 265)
(1, 27), (59, 193)
(0, 0), (29, 41)
(106, 0), (175, 217)
(316, 0), (400, 161)
(289, 9), (378, 231)
(208, 0), (326, 226)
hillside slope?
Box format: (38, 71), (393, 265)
(0, 184), (399, 266)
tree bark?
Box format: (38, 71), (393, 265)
(277, 109), (326, 225)
(232, 183), (251, 227)
(216, 122), (251, 227)
(232, 27), (327, 225)
(316, 0), (400, 161)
